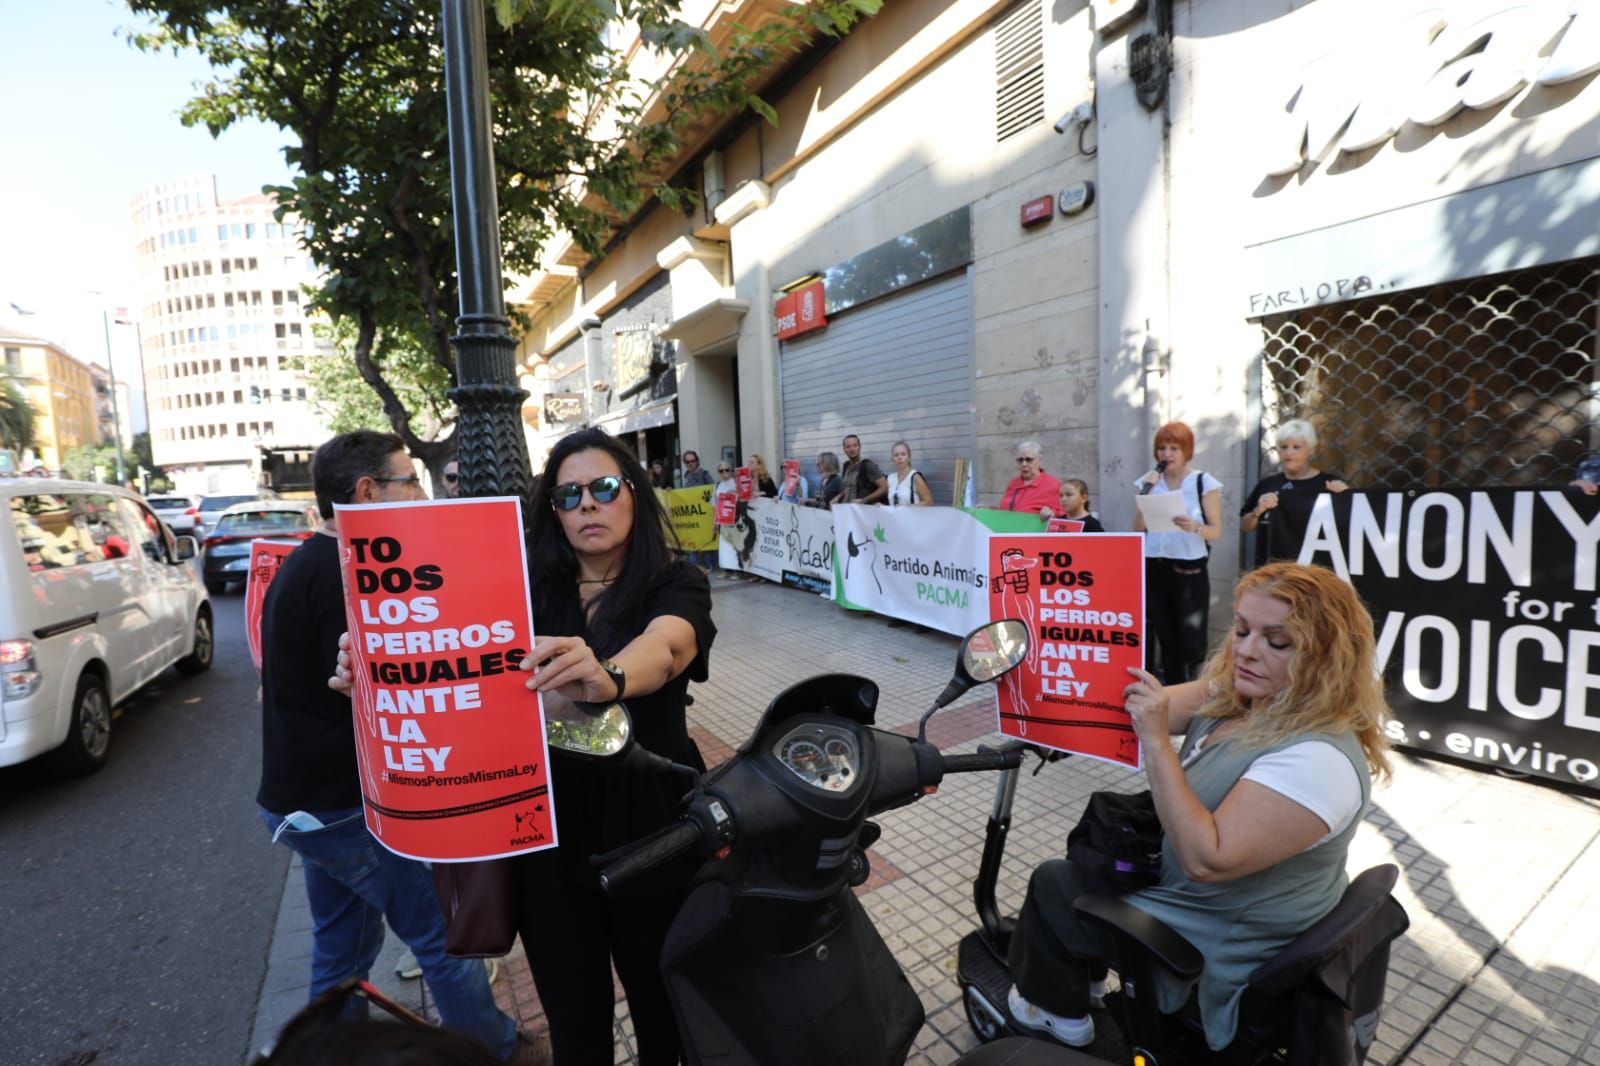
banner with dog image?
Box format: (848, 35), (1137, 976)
(830, 505), (1044, 635)
(988, 534), (1145, 769)
(717, 497), (835, 594)
(334, 497), (555, 862)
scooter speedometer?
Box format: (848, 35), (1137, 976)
(774, 722), (861, 793)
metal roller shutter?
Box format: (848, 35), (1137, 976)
(1255, 257), (1599, 489)
(779, 270), (974, 504)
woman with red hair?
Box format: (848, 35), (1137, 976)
(1132, 421), (1222, 684)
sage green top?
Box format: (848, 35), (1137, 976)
(1128, 717), (1370, 1049)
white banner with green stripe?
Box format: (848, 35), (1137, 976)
(830, 505), (1044, 635)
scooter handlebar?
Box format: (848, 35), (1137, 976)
(597, 820), (702, 893)
(939, 750), (1025, 774)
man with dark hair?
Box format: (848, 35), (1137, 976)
(837, 433), (887, 505)
(257, 430), (531, 1062)
(679, 449), (716, 570)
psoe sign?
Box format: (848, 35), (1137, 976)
(775, 279), (827, 340)
(1264, 1), (1600, 178)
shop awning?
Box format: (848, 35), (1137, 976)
(591, 396), (677, 435)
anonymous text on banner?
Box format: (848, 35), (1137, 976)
(335, 497), (555, 861)
(1300, 489), (1600, 791)
(246, 539), (299, 672)
(988, 534), (1145, 769)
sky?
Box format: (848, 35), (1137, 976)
(0, 0), (295, 431)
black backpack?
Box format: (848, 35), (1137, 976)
(1066, 789), (1164, 896)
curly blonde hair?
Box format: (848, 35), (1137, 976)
(1196, 562), (1391, 782)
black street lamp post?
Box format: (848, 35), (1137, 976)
(440, 0), (535, 515)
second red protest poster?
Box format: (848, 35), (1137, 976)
(988, 534), (1145, 768)
(336, 497), (555, 861)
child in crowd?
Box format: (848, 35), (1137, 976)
(1058, 479), (1104, 532)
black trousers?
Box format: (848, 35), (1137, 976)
(517, 846), (686, 1066)
(1006, 859), (1119, 1018)
(1144, 557), (1210, 686)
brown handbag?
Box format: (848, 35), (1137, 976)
(432, 858), (521, 958)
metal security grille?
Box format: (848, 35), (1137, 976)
(1256, 258), (1600, 489)
(994, 0), (1043, 142)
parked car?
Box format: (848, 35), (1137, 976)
(196, 491), (275, 534)
(1, 479), (213, 775)
(201, 499), (321, 593)
(146, 494), (200, 535)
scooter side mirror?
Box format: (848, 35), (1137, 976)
(543, 690), (633, 759)
(959, 618), (1029, 684)
(917, 619), (1030, 741)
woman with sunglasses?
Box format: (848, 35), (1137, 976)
(517, 427), (716, 1065)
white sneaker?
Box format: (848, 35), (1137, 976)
(395, 949), (421, 980)
(1008, 986), (1094, 1047)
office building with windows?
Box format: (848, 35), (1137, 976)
(130, 175), (335, 496)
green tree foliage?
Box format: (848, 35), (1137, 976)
(0, 375), (38, 455)
(295, 322), (454, 438)
(125, 0), (878, 470)
(62, 443), (124, 484)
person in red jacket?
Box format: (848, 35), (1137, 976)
(1000, 440), (1062, 516)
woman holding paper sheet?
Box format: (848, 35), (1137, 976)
(1132, 421), (1223, 685)
(516, 427), (717, 1066)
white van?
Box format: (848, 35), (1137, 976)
(2, 480), (214, 775)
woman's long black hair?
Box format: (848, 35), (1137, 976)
(528, 427), (679, 655)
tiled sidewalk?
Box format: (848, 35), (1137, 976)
(253, 575), (1600, 1065)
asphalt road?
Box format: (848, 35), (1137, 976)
(0, 591), (287, 1066)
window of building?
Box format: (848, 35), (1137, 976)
(246, 223), (257, 239)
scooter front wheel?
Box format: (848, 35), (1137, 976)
(963, 982), (1007, 1043)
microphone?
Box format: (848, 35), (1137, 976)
(1139, 460), (1168, 496)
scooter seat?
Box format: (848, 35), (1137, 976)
(954, 1036), (1106, 1066)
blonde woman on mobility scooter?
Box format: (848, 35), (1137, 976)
(1006, 563), (1391, 1052)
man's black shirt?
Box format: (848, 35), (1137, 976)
(257, 532), (361, 812)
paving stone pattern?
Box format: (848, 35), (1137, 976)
(256, 574), (1600, 1065)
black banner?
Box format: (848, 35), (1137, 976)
(1296, 489), (1600, 791)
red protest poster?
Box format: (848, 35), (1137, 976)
(245, 539), (300, 672)
(335, 497), (554, 861)
(988, 534), (1146, 768)
(715, 491), (738, 526)
(782, 459), (800, 498)
(1046, 518), (1086, 533)
(735, 467), (754, 501)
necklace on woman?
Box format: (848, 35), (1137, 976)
(577, 577), (615, 586)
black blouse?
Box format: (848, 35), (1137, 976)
(534, 561), (716, 879)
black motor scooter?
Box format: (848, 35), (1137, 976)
(584, 620), (1101, 1066)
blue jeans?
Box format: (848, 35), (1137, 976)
(261, 807), (517, 1059)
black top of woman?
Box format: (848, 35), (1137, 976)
(537, 561), (715, 873)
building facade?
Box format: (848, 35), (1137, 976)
(1092, 0), (1600, 593)
(515, 0), (1099, 500)
(130, 175), (335, 496)
(513, 0), (1598, 608)
(1, 325), (100, 472)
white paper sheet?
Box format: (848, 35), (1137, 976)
(1135, 492), (1189, 532)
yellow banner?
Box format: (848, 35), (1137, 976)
(661, 485), (717, 551)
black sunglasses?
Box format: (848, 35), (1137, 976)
(551, 475), (630, 511)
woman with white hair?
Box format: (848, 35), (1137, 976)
(1001, 439), (1062, 516)
(1239, 418), (1348, 566)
